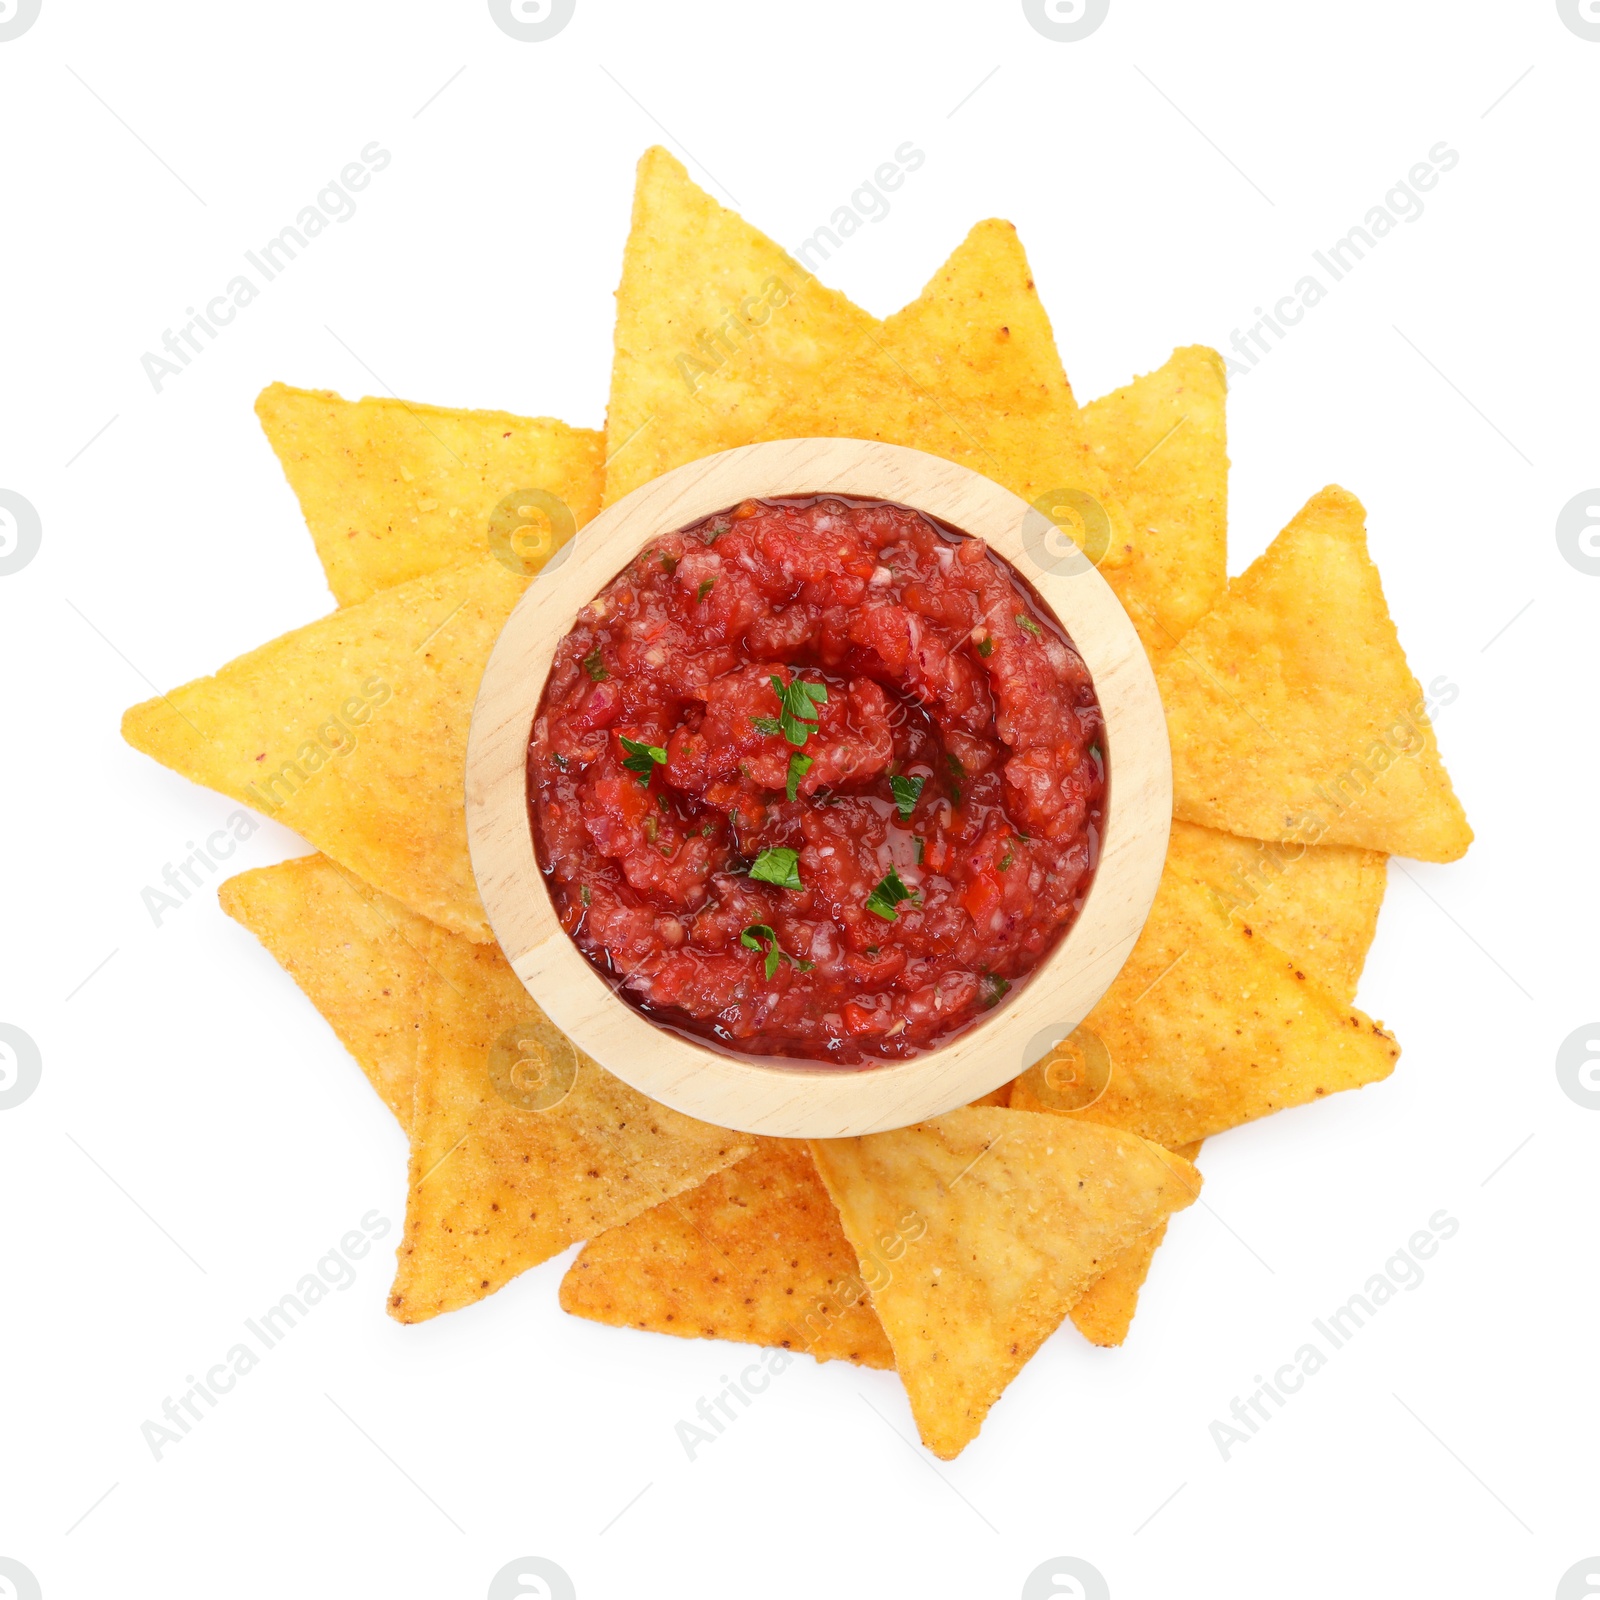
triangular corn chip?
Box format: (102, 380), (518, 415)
(604, 151), (1130, 561)
(877, 219), (1131, 571)
(218, 854), (428, 1128)
(604, 148), (869, 501)
(560, 1138), (893, 1368)
(389, 926), (751, 1322)
(810, 1108), (1199, 1458)
(1010, 861), (1400, 1146)
(1067, 1139), (1203, 1347)
(1155, 486), (1472, 861)
(1166, 820), (1385, 1003)
(122, 556), (526, 942)
(257, 383), (604, 606)
(1081, 346), (1229, 661)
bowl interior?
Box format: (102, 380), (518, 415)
(465, 438), (1170, 1137)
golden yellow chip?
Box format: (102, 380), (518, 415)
(1156, 485), (1472, 861)
(218, 854), (427, 1128)
(1010, 861), (1400, 1147)
(122, 556), (526, 942)
(604, 150), (1130, 555)
(810, 1107), (1199, 1458)
(561, 1138), (893, 1368)
(1067, 1140), (1203, 1347)
(389, 926), (751, 1322)
(879, 219), (1131, 570)
(1082, 347), (1229, 661)
(257, 383), (604, 606)
(1166, 820), (1385, 1003)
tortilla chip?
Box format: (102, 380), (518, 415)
(604, 151), (1129, 558)
(1009, 861), (1400, 1147)
(1067, 1140), (1203, 1347)
(604, 147), (865, 501)
(389, 926), (751, 1322)
(1155, 486), (1472, 861)
(256, 383), (604, 606)
(1166, 820), (1385, 1003)
(560, 1138), (893, 1367)
(878, 219), (1132, 570)
(121, 556), (526, 941)
(1082, 347), (1228, 661)
(810, 1108), (1199, 1458)
(218, 854), (428, 1128)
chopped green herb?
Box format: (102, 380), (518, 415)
(696, 578), (717, 602)
(865, 866), (920, 922)
(642, 815), (658, 843)
(740, 922), (814, 981)
(704, 519), (730, 545)
(583, 648), (608, 682)
(786, 752), (813, 802)
(619, 734), (668, 786)
(767, 672), (829, 746)
(657, 791), (670, 812)
(659, 553), (679, 574)
(914, 836), (924, 865)
(1015, 612), (1043, 639)
(701, 822), (716, 838)
(889, 773), (925, 820)
(551, 751), (569, 771)
(750, 715), (784, 737)
(976, 636), (994, 658)
(945, 753), (965, 779)
(749, 846), (802, 890)
(741, 923), (783, 980)
(580, 885), (591, 906)
(865, 946), (879, 958)
(982, 973), (1010, 1008)
(999, 847), (1014, 872)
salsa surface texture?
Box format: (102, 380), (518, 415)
(527, 496), (1105, 1064)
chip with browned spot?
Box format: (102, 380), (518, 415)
(122, 556), (526, 942)
(1010, 860), (1400, 1147)
(1156, 485), (1472, 861)
(811, 1107), (1200, 1458)
(1081, 346), (1229, 662)
(218, 853), (428, 1129)
(1067, 1140), (1205, 1347)
(561, 1137), (893, 1368)
(604, 150), (1130, 557)
(389, 925), (751, 1323)
(257, 383), (604, 606)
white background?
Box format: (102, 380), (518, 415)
(2, 2), (1595, 1597)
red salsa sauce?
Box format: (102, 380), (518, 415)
(527, 496), (1105, 1065)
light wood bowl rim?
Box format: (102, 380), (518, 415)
(465, 438), (1169, 1137)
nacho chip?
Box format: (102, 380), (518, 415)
(810, 1107), (1199, 1458)
(1009, 861), (1400, 1147)
(257, 383), (604, 606)
(604, 151), (1130, 556)
(1156, 486), (1472, 861)
(878, 219), (1131, 569)
(1082, 347), (1229, 661)
(1067, 1140), (1203, 1347)
(218, 854), (427, 1128)
(560, 1138), (893, 1367)
(1166, 820), (1385, 1003)
(389, 926), (751, 1322)
(122, 556), (526, 941)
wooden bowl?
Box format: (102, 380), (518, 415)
(465, 439), (1169, 1137)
